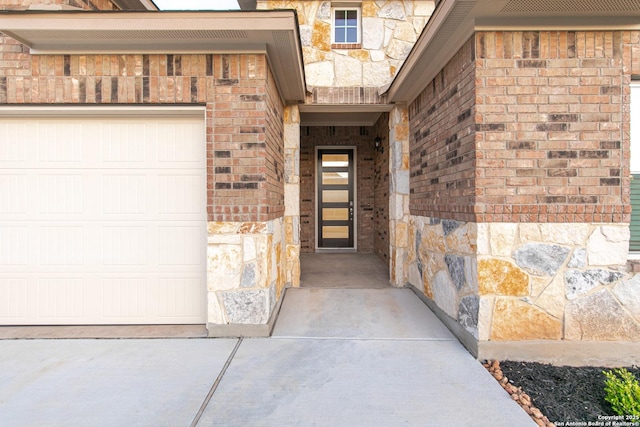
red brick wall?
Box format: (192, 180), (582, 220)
(0, 0), (116, 10)
(300, 126), (375, 252)
(373, 113), (389, 263)
(475, 31), (634, 223)
(409, 31), (640, 224)
(264, 66), (285, 219)
(0, 44), (282, 222)
(409, 37), (477, 222)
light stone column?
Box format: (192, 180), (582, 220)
(284, 105), (301, 287)
(389, 104), (410, 287)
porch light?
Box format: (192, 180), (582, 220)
(374, 136), (384, 154)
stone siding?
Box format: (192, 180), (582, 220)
(258, 0), (434, 87)
(207, 219), (286, 326)
(407, 218), (640, 342)
(299, 126), (376, 252)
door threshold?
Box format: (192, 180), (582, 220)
(316, 248), (357, 253)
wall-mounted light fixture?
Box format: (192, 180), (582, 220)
(374, 135), (384, 154)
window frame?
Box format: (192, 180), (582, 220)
(331, 6), (361, 46)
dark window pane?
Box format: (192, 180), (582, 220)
(347, 10), (357, 25)
(335, 28), (345, 43)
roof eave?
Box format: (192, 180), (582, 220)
(0, 10), (306, 103)
(387, 0), (640, 105)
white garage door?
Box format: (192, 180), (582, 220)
(0, 110), (207, 325)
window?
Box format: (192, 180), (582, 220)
(332, 7), (360, 45)
(630, 81), (640, 252)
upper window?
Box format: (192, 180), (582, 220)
(332, 8), (360, 45)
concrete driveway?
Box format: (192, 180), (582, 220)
(0, 288), (535, 427)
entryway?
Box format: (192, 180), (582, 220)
(299, 253), (389, 288)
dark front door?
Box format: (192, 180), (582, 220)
(317, 149), (354, 248)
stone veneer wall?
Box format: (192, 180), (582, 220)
(299, 126), (376, 252)
(257, 0), (434, 87)
(207, 219), (286, 327)
(406, 219), (640, 344)
(404, 31), (640, 354)
(0, 31), (293, 332)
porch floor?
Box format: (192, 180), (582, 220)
(300, 252), (389, 288)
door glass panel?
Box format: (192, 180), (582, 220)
(322, 154), (349, 167)
(322, 208), (349, 221)
(322, 172), (349, 185)
(323, 226), (349, 239)
(323, 190), (349, 203)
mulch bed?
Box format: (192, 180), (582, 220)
(487, 360), (640, 426)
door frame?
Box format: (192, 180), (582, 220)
(315, 146), (357, 252)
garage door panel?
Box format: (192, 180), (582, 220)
(0, 174), (27, 215)
(158, 225), (205, 266)
(158, 174), (204, 215)
(0, 123), (28, 163)
(102, 174), (149, 215)
(102, 226), (149, 266)
(39, 226), (84, 266)
(157, 277), (206, 318)
(0, 114), (206, 325)
(38, 278), (86, 320)
(0, 226), (28, 266)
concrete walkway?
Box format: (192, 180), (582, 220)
(0, 254), (535, 426)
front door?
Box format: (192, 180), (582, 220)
(317, 149), (354, 248)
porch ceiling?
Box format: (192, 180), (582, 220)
(0, 10), (306, 103)
(387, 0), (640, 104)
(299, 104), (393, 127)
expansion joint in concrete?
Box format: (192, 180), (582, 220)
(190, 337), (244, 427)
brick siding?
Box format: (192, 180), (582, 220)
(373, 113), (390, 263)
(409, 31), (640, 224)
(0, 0), (115, 10)
(300, 126), (376, 252)
(409, 37), (476, 222)
(0, 38), (283, 222)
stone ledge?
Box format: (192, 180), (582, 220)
(331, 43), (362, 49)
(478, 340), (640, 367)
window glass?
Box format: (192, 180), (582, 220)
(333, 9), (359, 43)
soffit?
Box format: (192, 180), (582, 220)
(387, 0), (640, 104)
(110, 0), (158, 11)
(299, 104), (392, 127)
(0, 10), (306, 103)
